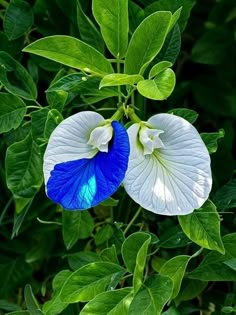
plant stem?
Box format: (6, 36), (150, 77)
(117, 59), (122, 105)
(124, 206), (142, 235)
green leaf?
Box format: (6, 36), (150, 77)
(31, 108), (50, 143)
(159, 255), (190, 299)
(5, 312), (30, 315)
(178, 200), (225, 254)
(213, 179), (236, 211)
(133, 236), (151, 293)
(80, 288), (132, 315)
(175, 279), (208, 303)
(128, 275), (173, 315)
(121, 232), (151, 273)
(0, 51), (37, 100)
(94, 224), (114, 246)
(100, 245), (119, 264)
(201, 129), (225, 154)
(46, 91), (68, 112)
(224, 259), (236, 271)
(124, 11), (172, 74)
(189, 233), (236, 281)
(24, 284), (42, 315)
(92, 0), (129, 58)
(137, 68), (175, 100)
(23, 36), (113, 76)
(156, 24), (181, 66)
(44, 109), (63, 139)
(62, 210), (94, 250)
(46, 73), (89, 92)
(192, 27), (232, 65)
(0, 257), (32, 298)
(0, 93), (26, 133)
(6, 133), (43, 198)
(3, 0), (33, 40)
(77, 1), (104, 53)
(129, 2), (145, 34)
(100, 74), (143, 88)
(0, 300), (21, 312)
(67, 252), (101, 271)
(168, 108), (198, 123)
(149, 61), (172, 79)
(145, 0), (196, 32)
(60, 262), (125, 303)
(43, 270), (72, 315)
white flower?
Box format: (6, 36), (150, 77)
(123, 113), (212, 215)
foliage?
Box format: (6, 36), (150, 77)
(0, 0), (235, 315)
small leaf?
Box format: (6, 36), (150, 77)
(24, 284), (41, 315)
(201, 129), (225, 154)
(137, 68), (175, 100)
(125, 11), (172, 74)
(0, 51), (37, 100)
(178, 200), (225, 254)
(60, 262), (125, 303)
(149, 61), (172, 79)
(175, 279), (208, 303)
(92, 0), (129, 58)
(0, 93), (26, 133)
(62, 210), (94, 250)
(80, 288), (132, 315)
(189, 233), (236, 281)
(94, 224), (113, 246)
(67, 252), (101, 271)
(4, 0), (33, 40)
(100, 245), (119, 264)
(6, 134), (43, 198)
(128, 275), (173, 315)
(100, 74), (143, 88)
(31, 108), (50, 143)
(168, 108), (198, 123)
(121, 232), (151, 273)
(23, 36), (113, 76)
(159, 255), (190, 299)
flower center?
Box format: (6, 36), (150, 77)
(139, 125), (164, 155)
(87, 123), (113, 152)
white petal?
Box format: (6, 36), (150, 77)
(87, 123), (113, 152)
(43, 111), (104, 184)
(123, 114), (212, 215)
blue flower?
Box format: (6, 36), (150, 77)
(43, 111), (130, 210)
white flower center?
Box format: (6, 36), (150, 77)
(87, 123), (113, 152)
(139, 125), (164, 155)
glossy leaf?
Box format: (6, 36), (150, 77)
(44, 109), (64, 139)
(95, 224), (114, 246)
(77, 1), (104, 53)
(100, 74), (143, 88)
(4, 0), (33, 40)
(23, 36), (113, 76)
(189, 233), (236, 281)
(145, 0), (196, 32)
(125, 11), (172, 74)
(100, 245), (119, 264)
(60, 262), (125, 303)
(63, 210), (94, 250)
(0, 51), (37, 100)
(6, 134), (43, 198)
(168, 108), (198, 124)
(121, 232), (151, 273)
(31, 108), (50, 143)
(92, 0), (129, 58)
(149, 61), (172, 79)
(80, 288), (132, 315)
(128, 275), (173, 315)
(178, 200), (225, 254)
(67, 252), (101, 271)
(0, 93), (26, 134)
(201, 129), (225, 154)
(137, 68), (176, 100)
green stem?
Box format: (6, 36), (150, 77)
(124, 206), (143, 235)
(108, 59), (125, 63)
(117, 59), (122, 105)
(110, 105), (124, 121)
(127, 107), (141, 123)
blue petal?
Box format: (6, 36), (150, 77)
(46, 121), (130, 210)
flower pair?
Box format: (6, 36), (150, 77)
(43, 111), (212, 215)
